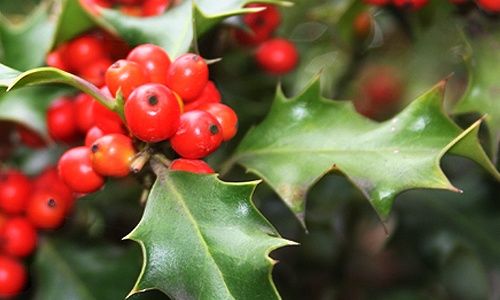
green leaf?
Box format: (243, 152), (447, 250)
(454, 28), (500, 162)
(4, 66), (115, 112)
(232, 77), (499, 223)
(125, 163), (294, 299)
(0, 64), (113, 137)
(53, 0), (94, 46)
(0, 0), (59, 70)
(34, 238), (141, 300)
(79, 0), (290, 58)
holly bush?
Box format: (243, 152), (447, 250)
(0, 0), (499, 299)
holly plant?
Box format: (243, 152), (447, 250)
(0, 0), (498, 299)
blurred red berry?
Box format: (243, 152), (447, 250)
(255, 38), (299, 75)
(0, 170), (31, 215)
(0, 256), (26, 297)
(170, 159), (214, 174)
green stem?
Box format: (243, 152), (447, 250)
(152, 153), (172, 168)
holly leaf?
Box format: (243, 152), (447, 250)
(79, 0), (290, 58)
(33, 238), (141, 300)
(454, 28), (500, 162)
(0, 0), (60, 70)
(125, 163), (294, 299)
(232, 77), (499, 223)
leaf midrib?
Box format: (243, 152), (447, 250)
(165, 177), (236, 300)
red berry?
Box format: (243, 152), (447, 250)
(115, 0), (145, 4)
(90, 134), (136, 177)
(142, 0), (171, 16)
(256, 38), (299, 75)
(0, 170), (31, 215)
(120, 5), (143, 16)
(353, 12), (373, 39)
(125, 83), (181, 142)
(184, 81), (221, 112)
(354, 66), (403, 119)
(26, 190), (67, 229)
(127, 44), (171, 85)
(16, 125), (46, 148)
(234, 4), (281, 46)
(363, 0), (390, 5)
(65, 35), (105, 72)
(0, 217), (37, 257)
(477, 0), (500, 12)
(92, 87), (126, 134)
(170, 159), (214, 174)
(362, 68), (402, 106)
(198, 103), (238, 141)
(58, 146), (105, 194)
(171, 110), (223, 159)
(0, 213), (6, 229)
(47, 96), (78, 143)
(0, 256), (26, 297)
(105, 59), (149, 99)
(33, 166), (75, 212)
(80, 57), (113, 87)
(166, 53), (209, 101)
(393, 0), (429, 10)
(86, 0), (113, 8)
(95, 31), (130, 60)
(74, 93), (95, 133)
(46, 44), (70, 71)
(85, 126), (105, 147)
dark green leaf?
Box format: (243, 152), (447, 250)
(80, 0), (290, 58)
(232, 77), (499, 223)
(34, 238), (141, 300)
(125, 164), (294, 299)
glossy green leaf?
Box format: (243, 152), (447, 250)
(0, 0), (59, 70)
(3, 66), (114, 111)
(79, 0), (290, 58)
(232, 77), (499, 223)
(454, 29), (500, 162)
(125, 162), (294, 299)
(34, 238), (141, 300)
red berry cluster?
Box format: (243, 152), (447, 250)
(114, 45), (237, 168)
(0, 165), (76, 296)
(83, 0), (173, 17)
(364, 0), (499, 13)
(234, 4), (299, 75)
(46, 44), (237, 196)
(1, 43), (238, 297)
(46, 30), (129, 87)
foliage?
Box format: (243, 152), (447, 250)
(0, 0), (498, 299)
